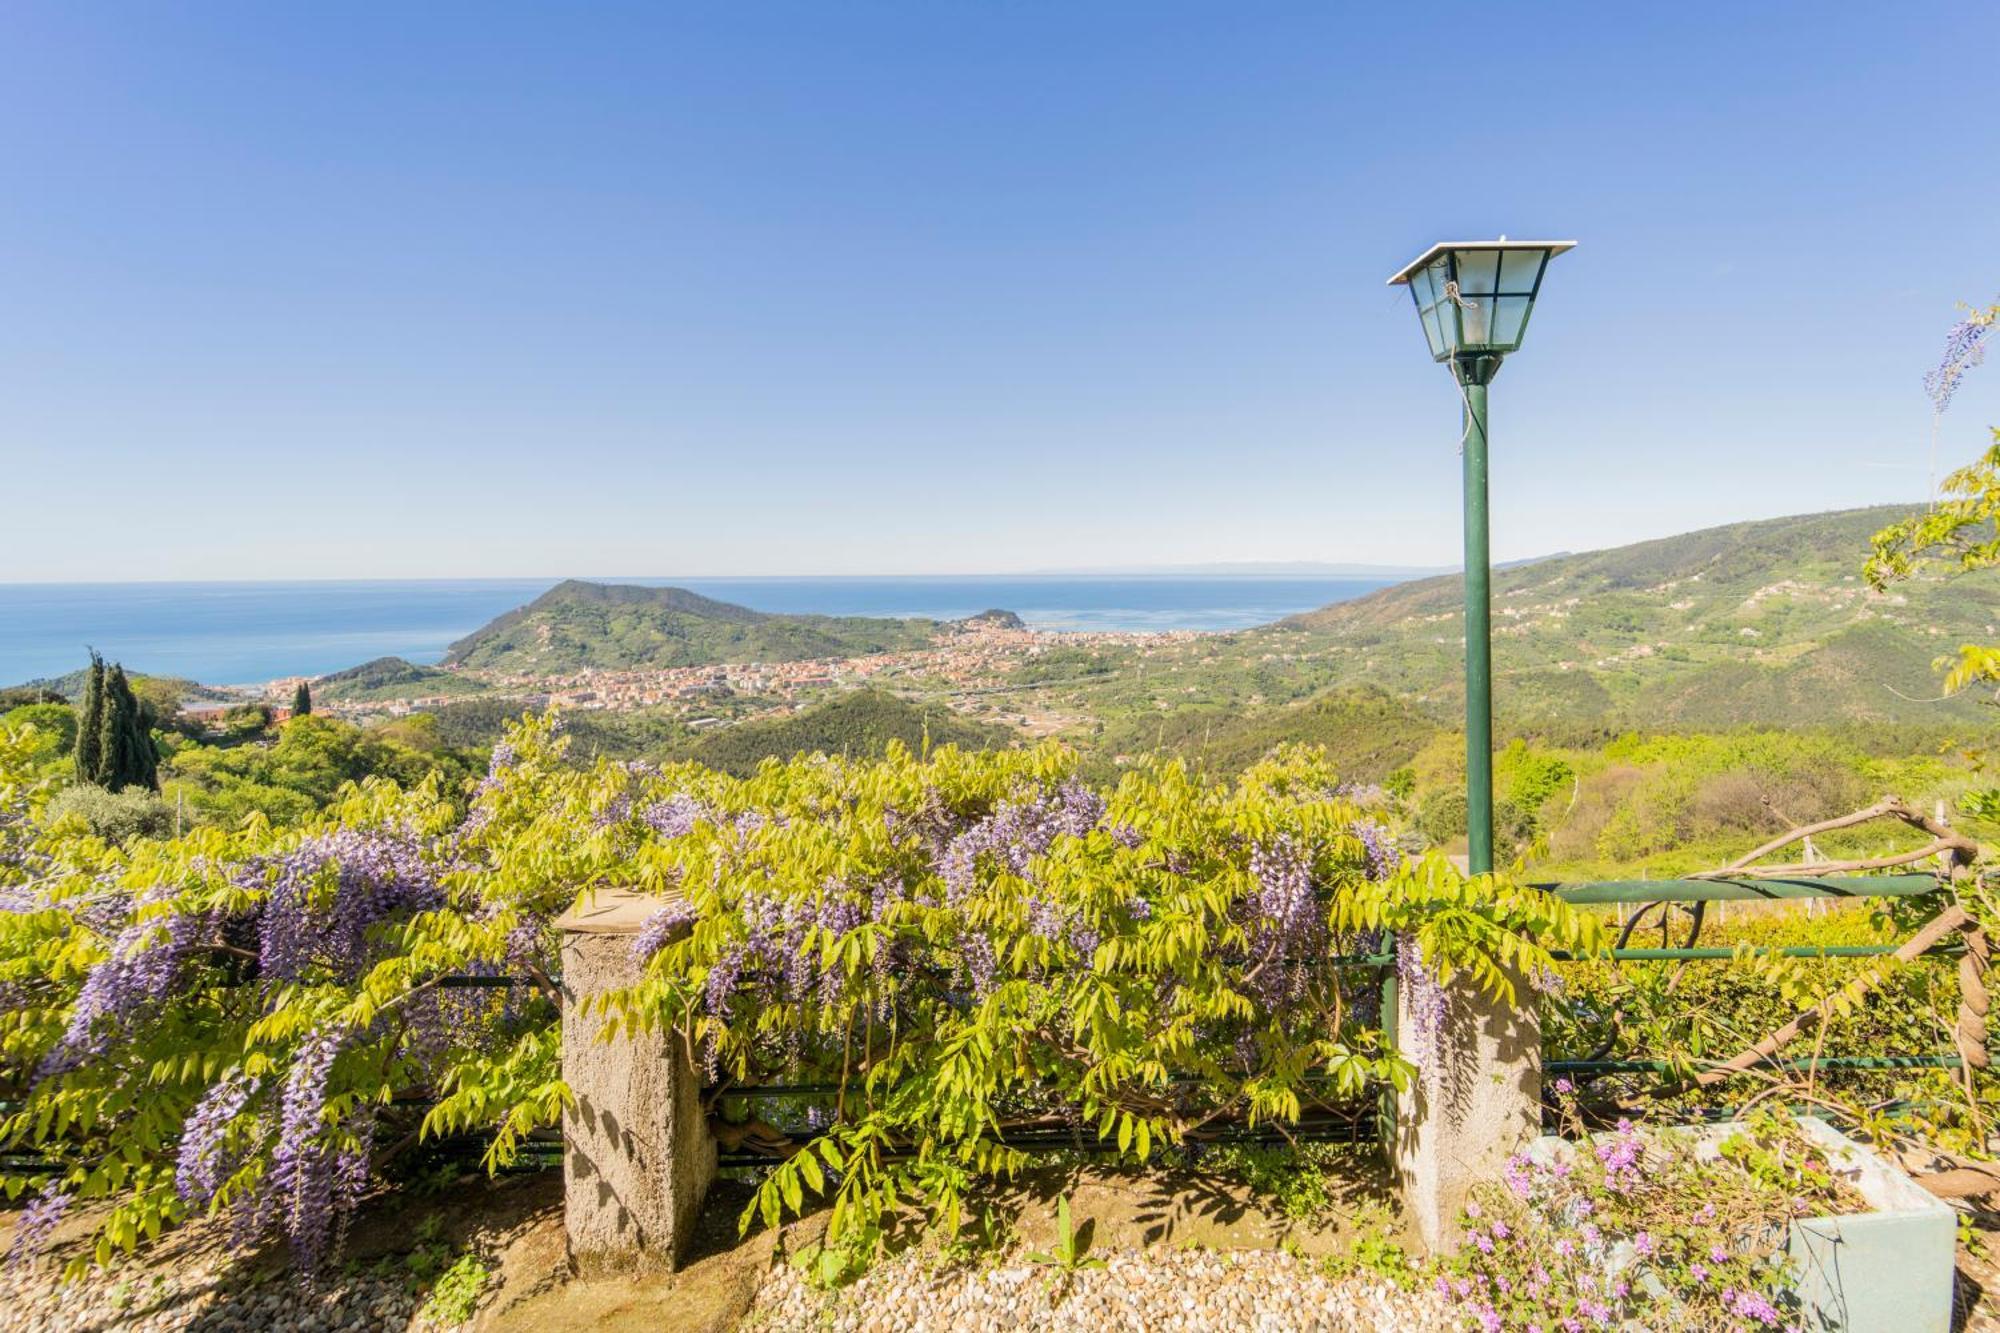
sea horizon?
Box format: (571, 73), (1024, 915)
(0, 574), (1398, 688)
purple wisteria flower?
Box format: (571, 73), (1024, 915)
(5, 1182), (69, 1268)
(41, 886), (209, 1078)
(1352, 819), (1399, 880)
(631, 898), (701, 961)
(642, 794), (705, 839)
(177, 1070), (260, 1207)
(262, 1024), (368, 1274)
(1244, 833), (1324, 1007)
(1395, 934), (1449, 1053)
(254, 828), (439, 983)
(1925, 315), (1992, 416)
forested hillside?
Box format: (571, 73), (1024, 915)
(669, 689), (1009, 776)
(1266, 505), (2000, 727)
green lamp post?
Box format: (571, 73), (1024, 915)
(1389, 238), (1574, 875)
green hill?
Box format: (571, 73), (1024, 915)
(1093, 684), (1441, 781)
(1267, 505), (2000, 728)
(442, 580), (943, 671)
(313, 656), (487, 703)
(672, 689), (1012, 777)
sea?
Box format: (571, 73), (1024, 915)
(0, 576), (1396, 688)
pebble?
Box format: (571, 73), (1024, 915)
(743, 1246), (1460, 1332)
(0, 1253), (434, 1333)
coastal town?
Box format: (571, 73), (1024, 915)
(259, 617), (1210, 738)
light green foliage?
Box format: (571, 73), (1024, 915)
(1543, 904), (1988, 1147)
(1202, 1141), (1347, 1222)
(44, 784), (175, 844)
(1318, 1207), (1414, 1288)
(1024, 1194), (1103, 1276)
(3, 703), (78, 756)
(1409, 727), (1970, 880)
(599, 736), (1598, 1262)
(416, 1250), (491, 1326)
(163, 714), (482, 828)
(0, 710), (1599, 1277)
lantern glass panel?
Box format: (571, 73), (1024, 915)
(1410, 264), (1437, 307)
(1453, 249), (1500, 296)
(1498, 249), (1546, 293)
(1488, 296), (1530, 347)
(1419, 303), (1445, 358)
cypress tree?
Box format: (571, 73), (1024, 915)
(97, 664), (158, 792)
(73, 653), (105, 785)
(291, 681), (312, 717)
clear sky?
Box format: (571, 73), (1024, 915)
(3, 3), (1998, 581)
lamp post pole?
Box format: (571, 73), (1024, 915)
(1387, 238), (1572, 878)
(1456, 358), (1497, 877)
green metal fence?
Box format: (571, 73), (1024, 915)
(1542, 872), (1968, 1082)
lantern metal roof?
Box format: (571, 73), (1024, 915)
(1386, 239), (1576, 287)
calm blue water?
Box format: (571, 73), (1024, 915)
(0, 577), (1392, 687)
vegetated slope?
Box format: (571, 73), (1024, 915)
(15, 667), (229, 709)
(1093, 685), (1440, 781)
(313, 656), (486, 702)
(673, 689), (1011, 777)
(442, 580), (945, 671)
(1267, 505), (2000, 727)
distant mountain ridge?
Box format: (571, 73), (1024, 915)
(443, 579), (947, 671)
(1266, 505), (2000, 728)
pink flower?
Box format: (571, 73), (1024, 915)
(1633, 1230), (1655, 1257)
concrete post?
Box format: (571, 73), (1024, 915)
(556, 887), (715, 1274)
(1391, 940), (1540, 1254)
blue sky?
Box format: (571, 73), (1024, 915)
(3, 3), (1997, 580)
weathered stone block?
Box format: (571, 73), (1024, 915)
(1390, 944), (1540, 1254)
(557, 887), (715, 1274)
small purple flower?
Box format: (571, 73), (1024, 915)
(631, 898), (701, 961)
(5, 1182), (69, 1267)
(642, 794), (704, 839)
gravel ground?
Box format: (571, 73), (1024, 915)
(0, 1256), (427, 1333)
(744, 1246), (1460, 1333)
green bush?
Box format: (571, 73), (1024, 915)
(44, 784), (174, 843)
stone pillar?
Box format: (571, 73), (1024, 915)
(557, 887), (715, 1275)
(1391, 941), (1540, 1254)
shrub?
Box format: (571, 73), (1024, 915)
(604, 735), (1597, 1255)
(44, 784), (174, 843)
